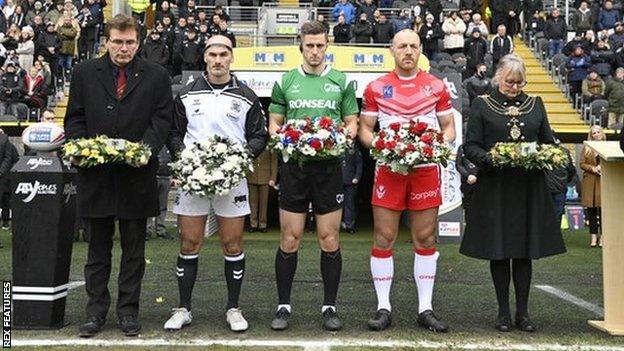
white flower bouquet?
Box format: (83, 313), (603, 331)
(170, 135), (253, 197)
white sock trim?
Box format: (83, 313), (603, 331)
(179, 253), (199, 260)
(224, 252), (245, 262)
(321, 305), (336, 313)
(277, 304), (291, 313)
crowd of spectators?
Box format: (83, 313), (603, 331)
(0, 0), (104, 121)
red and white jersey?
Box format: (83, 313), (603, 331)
(361, 70), (453, 129)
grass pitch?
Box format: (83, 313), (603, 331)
(0, 224), (618, 349)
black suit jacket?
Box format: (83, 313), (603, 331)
(64, 55), (173, 219)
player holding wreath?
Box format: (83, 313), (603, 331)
(358, 29), (456, 332)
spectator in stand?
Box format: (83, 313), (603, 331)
(77, 4), (97, 61)
(57, 15), (78, 73)
(442, 11), (466, 55)
(155, 1), (176, 24)
(35, 22), (60, 71)
(598, 0), (620, 31)
(490, 24), (513, 67)
(0, 128), (18, 237)
(567, 46), (591, 102)
(465, 63), (491, 102)
(209, 15), (221, 36)
(544, 8), (567, 56)
(503, 0), (521, 37)
(9, 5), (26, 29)
(22, 65), (47, 109)
(373, 13), (394, 44)
(608, 22), (624, 51)
(393, 8), (412, 33)
(1, 24), (20, 52)
(489, 0), (505, 32)
(218, 20), (237, 48)
(43, 1), (63, 27)
(212, 6), (230, 24)
(187, 15), (198, 32)
(177, 28), (202, 71)
(464, 28), (488, 77)
(333, 14), (352, 43)
(523, 0), (542, 26)
(372, 9), (381, 24)
(605, 67), (624, 128)
(460, 0), (480, 15)
(141, 30), (169, 68)
(26, 1), (46, 27)
(0, 62), (27, 120)
(33, 58), (52, 90)
(582, 68), (606, 102)
(197, 11), (208, 27)
(353, 13), (373, 44)
(16, 26), (35, 71)
(317, 14), (330, 34)
(583, 30), (597, 51)
(466, 13), (488, 37)
(428, 0), (443, 24)
(581, 125), (604, 247)
(563, 34), (590, 56)
(526, 11), (545, 36)
(332, 0), (356, 24)
(0, 11), (7, 34)
(460, 11), (472, 34)
(412, 15), (424, 33)
(3, 0), (16, 19)
(42, 0), (54, 13)
(419, 13), (442, 60)
(62, 0), (78, 19)
(574, 1), (594, 35)
(357, 0), (377, 22)
(589, 41), (612, 79)
(198, 22), (209, 45)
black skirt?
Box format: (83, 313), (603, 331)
(459, 168), (567, 260)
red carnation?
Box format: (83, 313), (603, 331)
(309, 139), (322, 150)
(389, 122), (401, 132)
(406, 143), (416, 152)
(325, 139), (334, 149)
(385, 140), (397, 150)
(422, 145), (433, 158)
(374, 139), (386, 150)
(411, 122), (428, 135)
(286, 129), (301, 142)
(378, 130), (386, 139)
(319, 117), (333, 129)
(420, 133), (434, 145)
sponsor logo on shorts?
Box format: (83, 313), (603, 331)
(376, 185), (386, 199)
(233, 195), (247, 208)
(336, 194), (344, 204)
(410, 190), (438, 201)
(418, 274), (436, 280)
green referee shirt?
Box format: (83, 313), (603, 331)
(269, 65), (359, 123)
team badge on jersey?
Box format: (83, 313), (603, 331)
(227, 100), (242, 120)
(422, 85), (433, 97)
(376, 185), (386, 199)
(382, 85), (393, 99)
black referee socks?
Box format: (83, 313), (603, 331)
(321, 248), (342, 307)
(275, 247), (298, 305)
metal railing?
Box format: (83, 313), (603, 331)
(235, 33), (392, 47)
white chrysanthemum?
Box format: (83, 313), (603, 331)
(215, 143), (228, 154)
(316, 129), (331, 140)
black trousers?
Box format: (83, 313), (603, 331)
(84, 217), (147, 319)
(1, 191), (10, 223)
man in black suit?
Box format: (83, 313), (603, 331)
(64, 14), (173, 338)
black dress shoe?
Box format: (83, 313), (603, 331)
(259, 228), (268, 233)
(78, 316), (105, 338)
(417, 310), (449, 332)
(515, 314), (536, 332)
(119, 315), (141, 336)
(248, 227), (258, 233)
(495, 315), (512, 332)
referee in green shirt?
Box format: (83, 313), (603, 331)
(268, 20), (359, 331)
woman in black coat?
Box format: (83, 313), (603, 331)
(460, 54), (566, 333)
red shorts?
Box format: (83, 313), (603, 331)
(371, 165), (441, 211)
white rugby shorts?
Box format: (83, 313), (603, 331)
(173, 181), (250, 217)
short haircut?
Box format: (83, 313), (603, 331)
(299, 21), (328, 42)
(105, 14), (139, 40)
(493, 54), (526, 86)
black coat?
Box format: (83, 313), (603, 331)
(333, 23), (352, 43)
(460, 89), (566, 260)
(373, 21), (394, 43)
(64, 55), (173, 219)
(464, 36), (488, 68)
(141, 38), (170, 67)
(353, 20), (373, 43)
(0, 133), (18, 194)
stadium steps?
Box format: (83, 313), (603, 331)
(278, 0), (299, 5)
(511, 38), (588, 134)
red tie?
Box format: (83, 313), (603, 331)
(116, 68), (127, 99)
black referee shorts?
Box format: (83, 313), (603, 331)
(278, 158), (344, 215)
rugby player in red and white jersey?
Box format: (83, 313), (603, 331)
(358, 29), (456, 332)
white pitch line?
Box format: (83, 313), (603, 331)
(67, 281), (85, 291)
(11, 338), (624, 351)
(536, 285), (604, 317)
